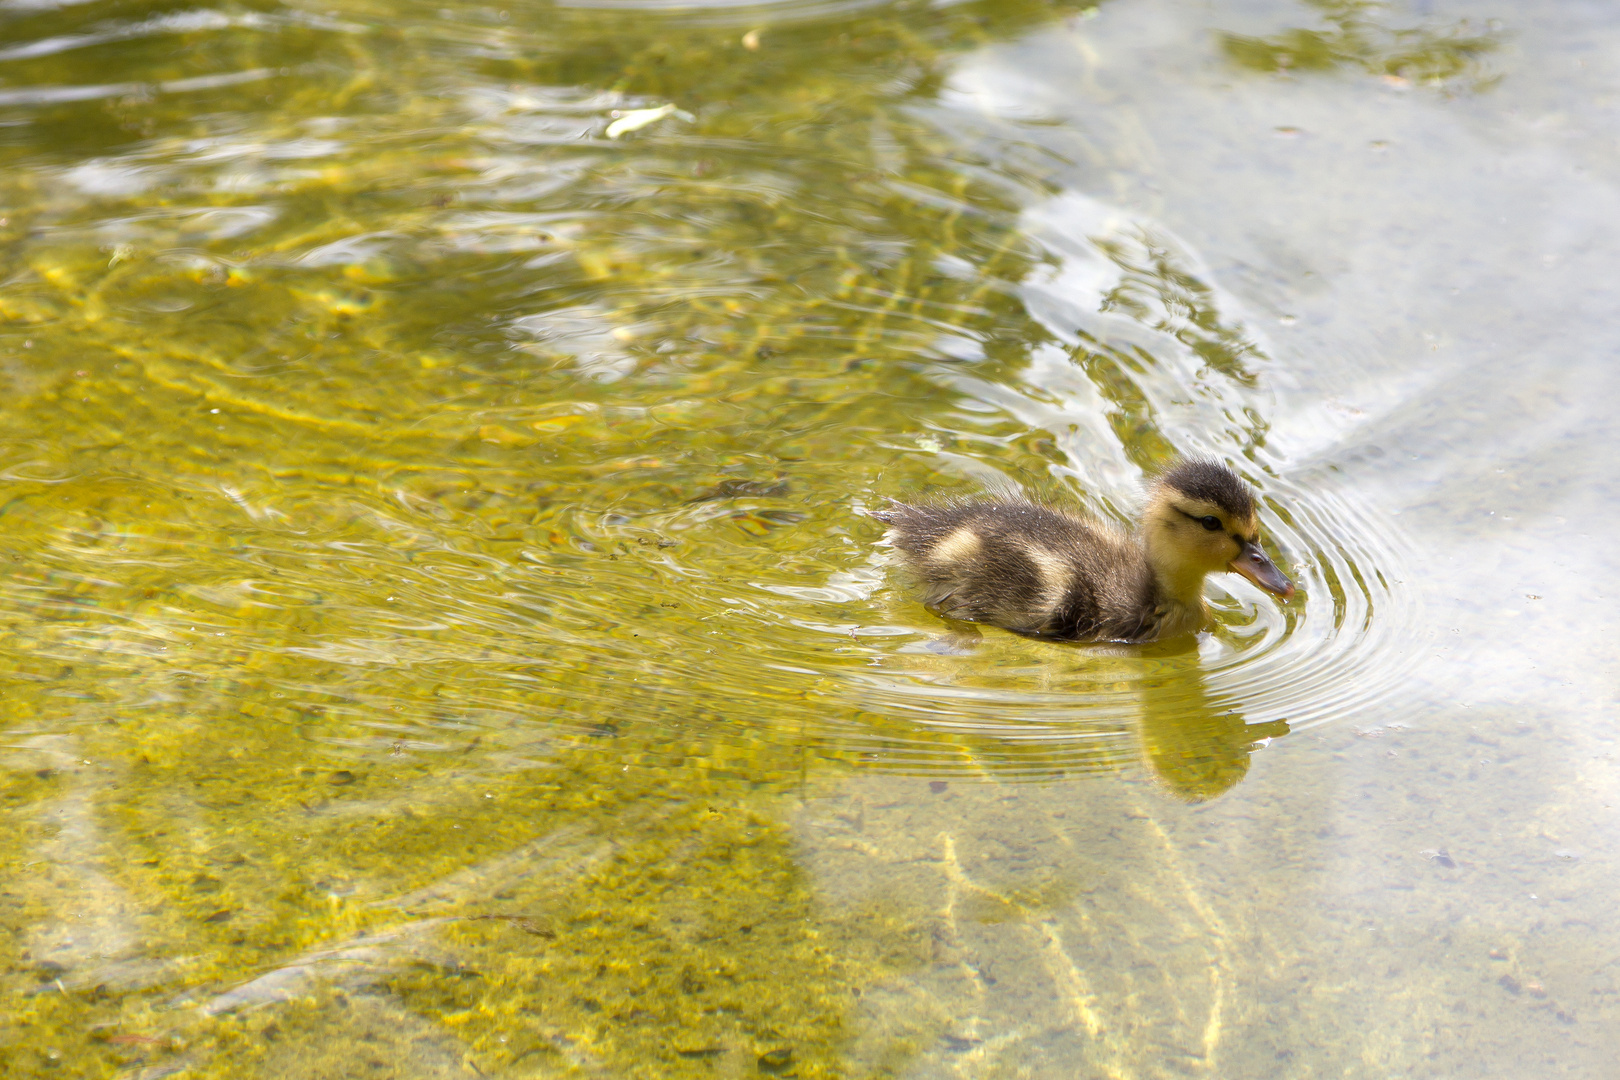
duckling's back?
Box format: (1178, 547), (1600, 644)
(875, 498), (1158, 643)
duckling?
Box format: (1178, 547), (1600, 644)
(873, 460), (1294, 643)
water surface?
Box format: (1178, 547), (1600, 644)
(2, 0), (1617, 1076)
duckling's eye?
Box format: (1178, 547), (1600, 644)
(1198, 515), (1222, 532)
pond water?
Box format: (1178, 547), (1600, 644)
(2, 0), (1617, 1075)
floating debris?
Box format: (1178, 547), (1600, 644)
(730, 509), (805, 536)
(604, 103), (692, 139)
(689, 478), (790, 502)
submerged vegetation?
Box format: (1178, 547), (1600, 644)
(1221, 0), (1501, 88)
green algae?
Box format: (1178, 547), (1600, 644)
(1220, 0), (1501, 88)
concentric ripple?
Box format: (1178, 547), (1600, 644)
(782, 192), (1423, 780)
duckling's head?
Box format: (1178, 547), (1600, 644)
(1142, 460), (1295, 604)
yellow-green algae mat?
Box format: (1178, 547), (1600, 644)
(0, 0), (1507, 1077)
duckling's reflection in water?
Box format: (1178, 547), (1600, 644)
(1132, 639), (1289, 801)
(863, 627), (1286, 799)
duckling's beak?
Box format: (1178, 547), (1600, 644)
(1230, 540), (1295, 600)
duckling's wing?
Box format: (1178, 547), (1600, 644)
(880, 498), (1164, 643)
(877, 500), (1076, 636)
(879, 500), (1039, 628)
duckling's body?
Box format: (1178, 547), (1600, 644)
(875, 461), (1294, 644)
(878, 499), (1174, 641)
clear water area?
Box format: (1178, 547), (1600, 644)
(0, 0), (1614, 1075)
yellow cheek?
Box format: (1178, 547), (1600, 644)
(1182, 531), (1231, 567)
(1204, 535), (1240, 567)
